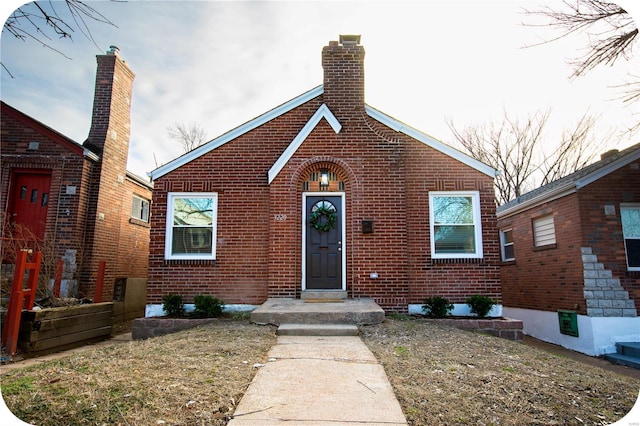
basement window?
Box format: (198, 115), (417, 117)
(621, 204), (640, 271)
(165, 192), (217, 260)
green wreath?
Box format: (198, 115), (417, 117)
(309, 205), (337, 232)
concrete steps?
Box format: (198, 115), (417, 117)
(251, 298), (385, 327)
(604, 342), (640, 370)
(277, 323), (359, 336)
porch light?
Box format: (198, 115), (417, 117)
(320, 169), (329, 188)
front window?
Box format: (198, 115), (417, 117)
(165, 193), (217, 260)
(429, 191), (483, 259)
(621, 205), (640, 271)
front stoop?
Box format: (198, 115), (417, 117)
(604, 342), (640, 370)
(251, 298), (385, 326)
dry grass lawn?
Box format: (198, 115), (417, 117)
(1, 317), (639, 425)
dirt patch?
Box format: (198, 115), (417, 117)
(2, 320), (277, 425)
(360, 318), (639, 426)
(2, 317), (638, 426)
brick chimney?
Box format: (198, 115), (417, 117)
(81, 45), (135, 300)
(322, 35), (365, 121)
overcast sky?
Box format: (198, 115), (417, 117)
(1, 1), (639, 180)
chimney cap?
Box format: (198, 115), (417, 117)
(339, 34), (361, 45)
(107, 45), (120, 55)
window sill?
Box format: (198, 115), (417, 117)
(501, 259), (516, 265)
(533, 243), (557, 252)
(129, 217), (150, 228)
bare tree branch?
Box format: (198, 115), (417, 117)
(167, 122), (209, 153)
(448, 110), (602, 205)
(2, 0), (119, 76)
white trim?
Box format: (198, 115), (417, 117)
(165, 192), (218, 260)
(408, 303), (503, 317)
(268, 104), (342, 184)
(429, 191), (483, 259)
(365, 105), (497, 178)
(301, 192), (346, 291)
(503, 307), (640, 356)
(150, 86), (324, 180)
(145, 304), (257, 317)
(497, 183), (576, 219)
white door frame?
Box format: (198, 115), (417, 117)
(301, 192), (346, 291)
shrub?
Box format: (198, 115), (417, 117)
(193, 295), (225, 318)
(162, 294), (185, 318)
(466, 295), (496, 318)
(421, 296), (453, 318)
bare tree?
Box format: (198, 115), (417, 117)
(523, 0), (639, 132)
(2, 0), (117, 76)
(448, 110), (602, 205)
(167, 122), (209, 153)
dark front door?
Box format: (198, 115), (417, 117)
(305, 195), (342, 290)
(7, 171), (52, 241)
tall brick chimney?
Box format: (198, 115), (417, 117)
(81, 45), (135, 300)
(322, 35), (365, 121)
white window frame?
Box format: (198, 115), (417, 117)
(131, 194), (150, 222)
(621, 204), (640, 271)
(500, 228), (515, 261)
(533, 215), (556, 247)
(429, 191), (483, 259)
(165, 192), (218, 260)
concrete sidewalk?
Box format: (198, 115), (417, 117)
(228, 335), (407, 425)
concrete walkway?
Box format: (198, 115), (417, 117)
(228, 335), (407, 425)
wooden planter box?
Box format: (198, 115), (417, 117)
(18, 302), (114, 356)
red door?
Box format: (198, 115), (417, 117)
(7, 171), (52, 241)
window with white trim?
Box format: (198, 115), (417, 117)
(131, 195), (150, 222)
(500, 228), (515, 261)
(165, 192), (217, 260)
(429, 191), (483, 259)
(533, 215), (556, 247)
(621, 204), (640, 271)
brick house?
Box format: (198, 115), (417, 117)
(1, 46), (152, 320)
(497, 143), (640, 355)
(146, 35), (501, 315)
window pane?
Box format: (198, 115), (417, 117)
(503, 244), (515, 260)
(502, 229), (513, 244)
(534, 216), (556, 246)
(433, 196), (473, 225)
(622, 208), (640, 238)
(172, 227), (212, 254)
(173, 198), (213, 226)
(434, 225), (475, 253)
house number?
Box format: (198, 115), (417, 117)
(274, 214), (287, 221)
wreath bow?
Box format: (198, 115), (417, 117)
(309, 205), (337, 232)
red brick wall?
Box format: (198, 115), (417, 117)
(81, 51), (139, 300)
(1, 102), (91, 267)
(578, 162), (640, 308)
(498, 195), (586, 313)
(147, 38), (500, 311)
(498, 159), (640, 313)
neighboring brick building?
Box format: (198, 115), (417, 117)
(1, 46), (152, 320)
(147, 35), (501, 315)
(497, 143), (640, 355)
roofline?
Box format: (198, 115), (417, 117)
(126, 171), (154, 190)
(149, 85), (324, 180)
(364, 105), (498, 178)
(268, 103), (341, 184)
(497, 144), (640, 219)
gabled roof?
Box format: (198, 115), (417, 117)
(1, 100), (97, 160)
(149, 85), (497, 181)
(497, 142), (640, 218)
